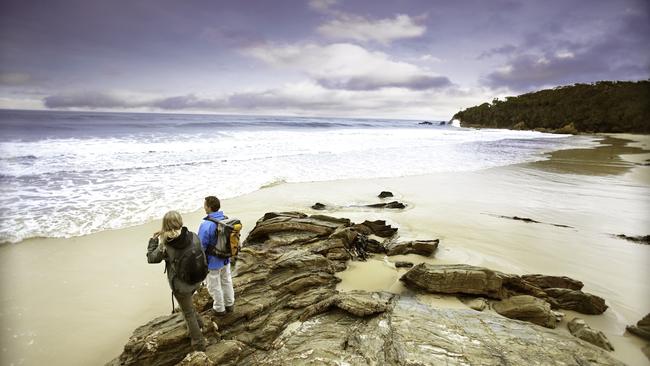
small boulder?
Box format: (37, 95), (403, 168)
(378, 191), (394, 198)
(419, 121), (434, 125)
(544, 288), (608, 314)
(464, 297), (488, 311)
(311, 202), (327, 210)
(394, 261), (414, 268)
(492, 295), (557, 328)
(568, 318), (614, 351)
(626, 313), (650, 340)
(386, 240), (439, 257)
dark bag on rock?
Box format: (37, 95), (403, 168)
(204, 217), (242, 258)
(174, 234), (209, 284)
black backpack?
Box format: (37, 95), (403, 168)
(173, 233), (209, 284)
(204, 217), (242, 258)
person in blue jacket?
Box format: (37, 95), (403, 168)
(198, 196), (235, 316)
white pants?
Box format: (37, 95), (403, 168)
(207, 264), (234, 312)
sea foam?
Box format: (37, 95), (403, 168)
(0, 110), (597, 243)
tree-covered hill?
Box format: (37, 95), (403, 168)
(452, 81), (650, 133)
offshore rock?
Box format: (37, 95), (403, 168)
(545, 288), (608, 314)
(365, 201), (406, 209)
(393, 261), (414, 268)
(377, 191), (393, 198)
(310, 202), (326, 210)
(626, 313), (650, 340)
(568, 318), (614, 351)
(521, 274), (584, 290)
(386, 239), (439, 256)
(492, 295), (557, 328)
(110, 213), (621, 366)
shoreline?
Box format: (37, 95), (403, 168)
(1, 134), (649, 365)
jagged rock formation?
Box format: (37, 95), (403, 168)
(109, 213), (623, 366)
(568, 318), (615, 351)
(400, 263), (607, 315)
(544, 288), (608, 315)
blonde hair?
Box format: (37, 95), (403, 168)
(158, 210), (183, 246)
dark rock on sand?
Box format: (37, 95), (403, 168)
(544, 288), (608, 315)
(419, 121), (434, 125)
(394, 261), (414, 268)
(365, 201), (406, 209)
(568, 318), (614, 351)
(626, 313), (650, 340)
(521, 274), (584, 290)
(110, 213), (622, 366)
(311, 202), (326, 210)
(492, 295), (558, 328)
(386, 239), (439, 256)
(615, 234), (650, 245)
(377, 191), (393, 198)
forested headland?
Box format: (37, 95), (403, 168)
(452, 81), (650, 133)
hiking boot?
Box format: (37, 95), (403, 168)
(209, 308), (226, 317)
(191, 339), (207, 352)
(225, 305), (235, 313)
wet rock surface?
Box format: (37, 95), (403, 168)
(568, 318), (614, 351)
(627, 313), (650, 340)
(110, 213), (623, 366)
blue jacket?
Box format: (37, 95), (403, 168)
(198, 211), (229, 270)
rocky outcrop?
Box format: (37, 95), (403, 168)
(521, 274), (584, 290)
(626, 313), (650, 340)
(386, 239), (439, 256)
(544, 288), (608, 315)
(400, 263), (545, 300)
(110, 213), (621, 366)
(568, 318), (614, 351)
(492, 295), (559, 328)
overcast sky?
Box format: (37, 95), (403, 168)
(0, 0), (648, 119)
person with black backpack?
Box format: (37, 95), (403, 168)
(198, 196), (236, 317)
(147, 210), (208, 351)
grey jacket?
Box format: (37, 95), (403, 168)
(147, 226), (202, 294)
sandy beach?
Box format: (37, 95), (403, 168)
(1, 134), (649, 366)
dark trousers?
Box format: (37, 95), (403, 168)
(174, 291), (205, 346)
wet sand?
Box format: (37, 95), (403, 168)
(1, 134), (649, 365)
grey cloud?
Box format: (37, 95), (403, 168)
(483, 11), (650, 90)
(43, 91), (139, 109)
(477, 45), (517, 60)
(152, 95), (226, 110)
(317, 75), (451, 91)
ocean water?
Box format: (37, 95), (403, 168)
(0, 109), (597, 243)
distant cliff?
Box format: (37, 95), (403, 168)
(453, 81), (650, 133)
